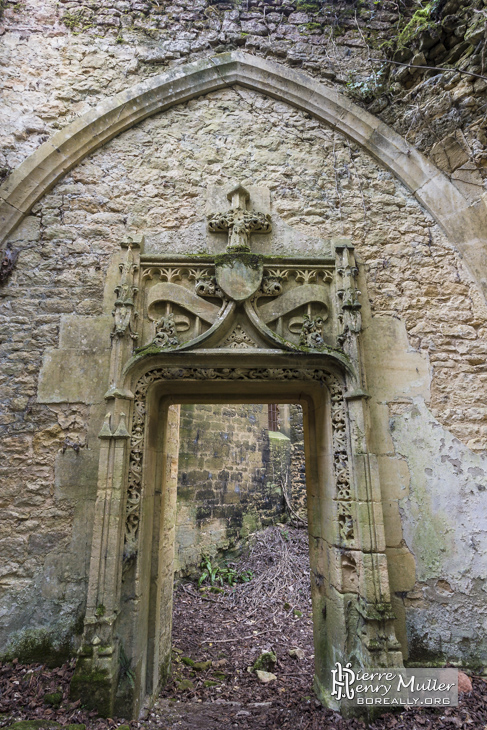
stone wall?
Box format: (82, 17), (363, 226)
(2, 0), (487, 201)
(0, 0), (487, 670)
(289, 404), (306, 516)
(175, 403), (290, 574)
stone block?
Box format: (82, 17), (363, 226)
(358, 552), (391, 603)
(451, 162), (484, 203)
(353, 454), (382, 502)
(58, 316), (112, 350)
(38, 348), (110, 404)
(430, 133), (470, 174)
(28, 532), (66, 556)
(355, 502), (386, 552)
(382, 500), (404, 547)
(363, 316), (430, 404)
(54, 447), (100, 499)
(386, 546), (416, 592)
(7, 216), (41, 243)
(377, 455), (410, 500)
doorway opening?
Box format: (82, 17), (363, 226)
(161, 401), (314, 724)
(174, 402), (306, 578)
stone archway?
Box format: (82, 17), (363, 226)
(2, 51), (487, 299)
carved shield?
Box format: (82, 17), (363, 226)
(215, 253), (263, 302)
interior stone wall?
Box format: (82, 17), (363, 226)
(175, 403), (289, 574)
(1, 79), (486, 668)
(289, 404), (306, 516)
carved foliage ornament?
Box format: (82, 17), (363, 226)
(153, 313), (179, 349)
(111, 245), (139, 341)
(123, 367), (354, 558)
(222, 324), (257, 349)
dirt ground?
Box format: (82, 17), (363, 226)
(1, 526), (486, 730)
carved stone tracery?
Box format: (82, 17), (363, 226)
(222, 324), (257, 349)
(123, 367), (354, 557)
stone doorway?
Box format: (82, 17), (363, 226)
(72, 184), (404, 718)
(72, 361), (402, 719)
(119, 375), (341, 718)
(132, 382), (324, 712)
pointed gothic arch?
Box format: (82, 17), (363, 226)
(4, 51), (485, 719)
(1, 51), (487, 297)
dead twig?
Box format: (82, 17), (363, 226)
(368, 57), (487, 82)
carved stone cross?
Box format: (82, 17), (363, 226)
(207, 184), (272, 252)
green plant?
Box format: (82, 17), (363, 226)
(197, 556), (253, 587)
(119, 644), (135, 688)
(198, 556), (221, 586)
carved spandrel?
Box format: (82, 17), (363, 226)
(222, 324), (257, 349)
(141, 264), (227, 348)
(252, 266), (333, 347)
(137, 259), (339, 354)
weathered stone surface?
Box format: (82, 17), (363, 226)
(458, 670), (473, 693)
(1, 6), (487, 708)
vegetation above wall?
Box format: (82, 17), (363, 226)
(2, 0), (485, 190)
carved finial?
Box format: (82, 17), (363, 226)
(113, 412), (130, 438)
(208, 184), (271, 252)
(99, 413), (113, 439)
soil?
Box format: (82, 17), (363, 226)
(1, 527), (486, 730)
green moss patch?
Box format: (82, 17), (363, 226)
(0, 623), (78, 667)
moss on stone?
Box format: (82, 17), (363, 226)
(300, 22), (322, 32)
(192, 660), (212, 671)
(176, 679), (194, 691)
(214, 252), (263, 270)
(396, 2), (441, 49)
(252, 651), (277, 672)
(70, 665), (114, 718)
(0, 625), (75, 667)
(43, 691), (63, 707)
(296, 0), (321, 12)
(240, 511), (261, 538)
